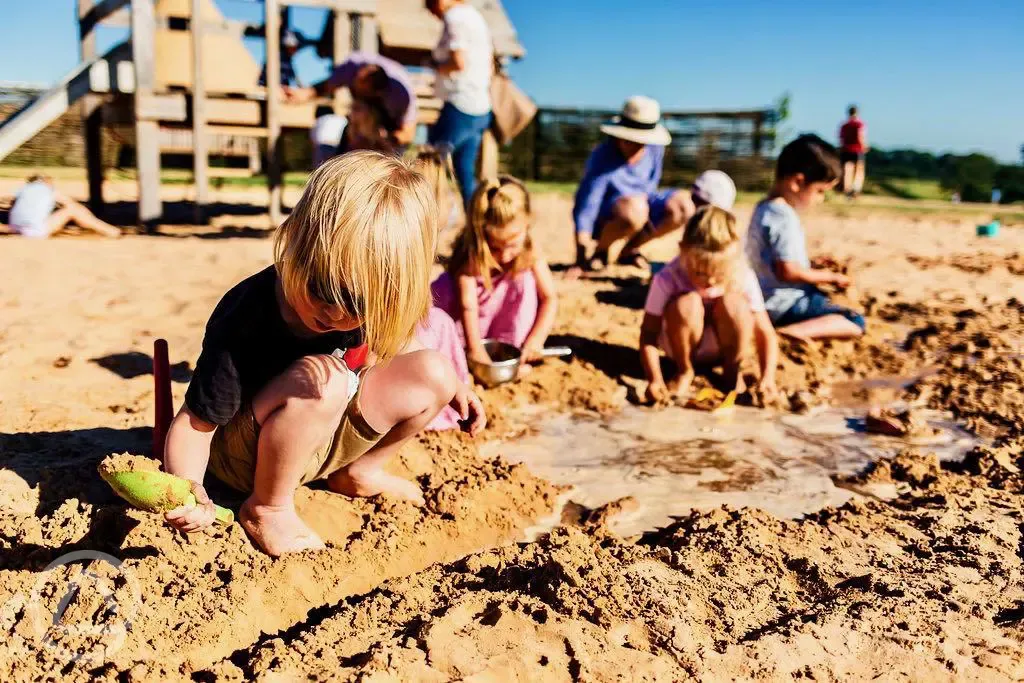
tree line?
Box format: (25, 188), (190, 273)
(866, 147), (1024, 204)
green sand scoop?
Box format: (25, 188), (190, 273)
(100, 468), (234, 526)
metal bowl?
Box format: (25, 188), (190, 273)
(467, 339), (523, 388)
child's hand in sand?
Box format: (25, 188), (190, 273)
(645, 380), (670, 404)
(830, 272), (852, 290)
(754, 375), (779, 404)
(521, 340), (544, 363)
(468, 347), (492, 366)
(165, 481), (217, 533)
(666, 370), (695, 400)
(451, 382), (486, 436)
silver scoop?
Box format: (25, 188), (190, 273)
(467, 339), (572, 388)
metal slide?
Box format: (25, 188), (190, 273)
(0, 42), (131, 162)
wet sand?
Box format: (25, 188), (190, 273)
(1, 180), (1024, 680)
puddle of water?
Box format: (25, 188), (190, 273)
(829, 367), (941, 408)
(483, 404), (979, 538)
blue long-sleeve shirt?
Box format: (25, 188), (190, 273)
(572, 141), (664, 237)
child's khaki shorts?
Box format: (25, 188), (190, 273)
(208, 385), (384, 493)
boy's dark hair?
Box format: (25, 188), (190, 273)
(314, 104), (335, 119)
(848, 104), (858, 116)
(775, 134), (841, 184)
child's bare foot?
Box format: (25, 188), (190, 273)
(724, 371), (747, 396)
(240, 499), (325, 557)
(667, 370), (695, 400)
(328, 468), (426, 506)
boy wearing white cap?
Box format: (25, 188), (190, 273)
(570, 96), (692, 276)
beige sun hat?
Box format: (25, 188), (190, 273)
(600, 95), (672, 146)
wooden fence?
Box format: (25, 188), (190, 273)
(504, 106), (780, 190)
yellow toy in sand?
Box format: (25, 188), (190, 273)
(99, 466), (234, 526)
(686, 387), (737, 413)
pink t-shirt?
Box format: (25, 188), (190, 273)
(644, 257), (765, 318)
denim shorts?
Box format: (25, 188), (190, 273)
(772, 291), (866, 331)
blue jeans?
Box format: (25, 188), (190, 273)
(772, 290), (866, 331)
(429, 102), (492, 206)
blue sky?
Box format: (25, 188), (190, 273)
(1, 0), (1021, 161)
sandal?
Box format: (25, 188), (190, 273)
(586, 251), (608, 272)
(617, 251), (651, 271)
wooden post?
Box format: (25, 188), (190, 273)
(265, 0), (282, 225)
(332, 9), (352, 114)
(753, 112), (764, 158)
(191, 0), (208, 223)
(131, 0), (162, 227)
(355, 13), (377, 53)
(79, 0), (105, 216)
(248, 139), (262, 174)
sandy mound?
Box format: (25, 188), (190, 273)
(201, 443), (1024, 681)
(0, 432), (559, 680)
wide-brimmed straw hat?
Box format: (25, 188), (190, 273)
(600, 96), (671, 146)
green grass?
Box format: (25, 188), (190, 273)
(524, 180), (576, 196)
(127, 169), (312, 188)
(864, 177), (951, 201)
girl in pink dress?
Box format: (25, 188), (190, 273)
(432, 175), (558, 367)
(639, 206), (779, 404)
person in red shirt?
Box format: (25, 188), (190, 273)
(839, 105), (868, 197)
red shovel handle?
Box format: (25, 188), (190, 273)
(343, 343), (369, 370)
(153, 339), (173, 461)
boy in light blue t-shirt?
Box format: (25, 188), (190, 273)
(746, 135), (864, 341)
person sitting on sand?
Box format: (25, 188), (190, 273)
(431, 175), (558, 367)
(162, 152), (485, 557)
(641, 200), (779, 404)
(5, 175), (120, 238)
(745, 134), (865, 342)
(569, 96), (693, 277)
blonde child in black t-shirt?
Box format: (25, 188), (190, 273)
(164, 151), (485, 557)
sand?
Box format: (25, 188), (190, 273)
(1, 178), (1024, 680)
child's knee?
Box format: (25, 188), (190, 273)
(719, 292), (754, 326)
(663, 191), (689, 226)
(407, 350), (459, 406)
(665, 292), (704, 326)
(268, 354), (351, 420)
(612, 195), (649, 230)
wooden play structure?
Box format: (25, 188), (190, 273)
(0, 0), (523, 226)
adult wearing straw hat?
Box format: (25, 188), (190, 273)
(569, 96), (694, 277)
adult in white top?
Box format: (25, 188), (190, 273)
(427, 0), (494, 206)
